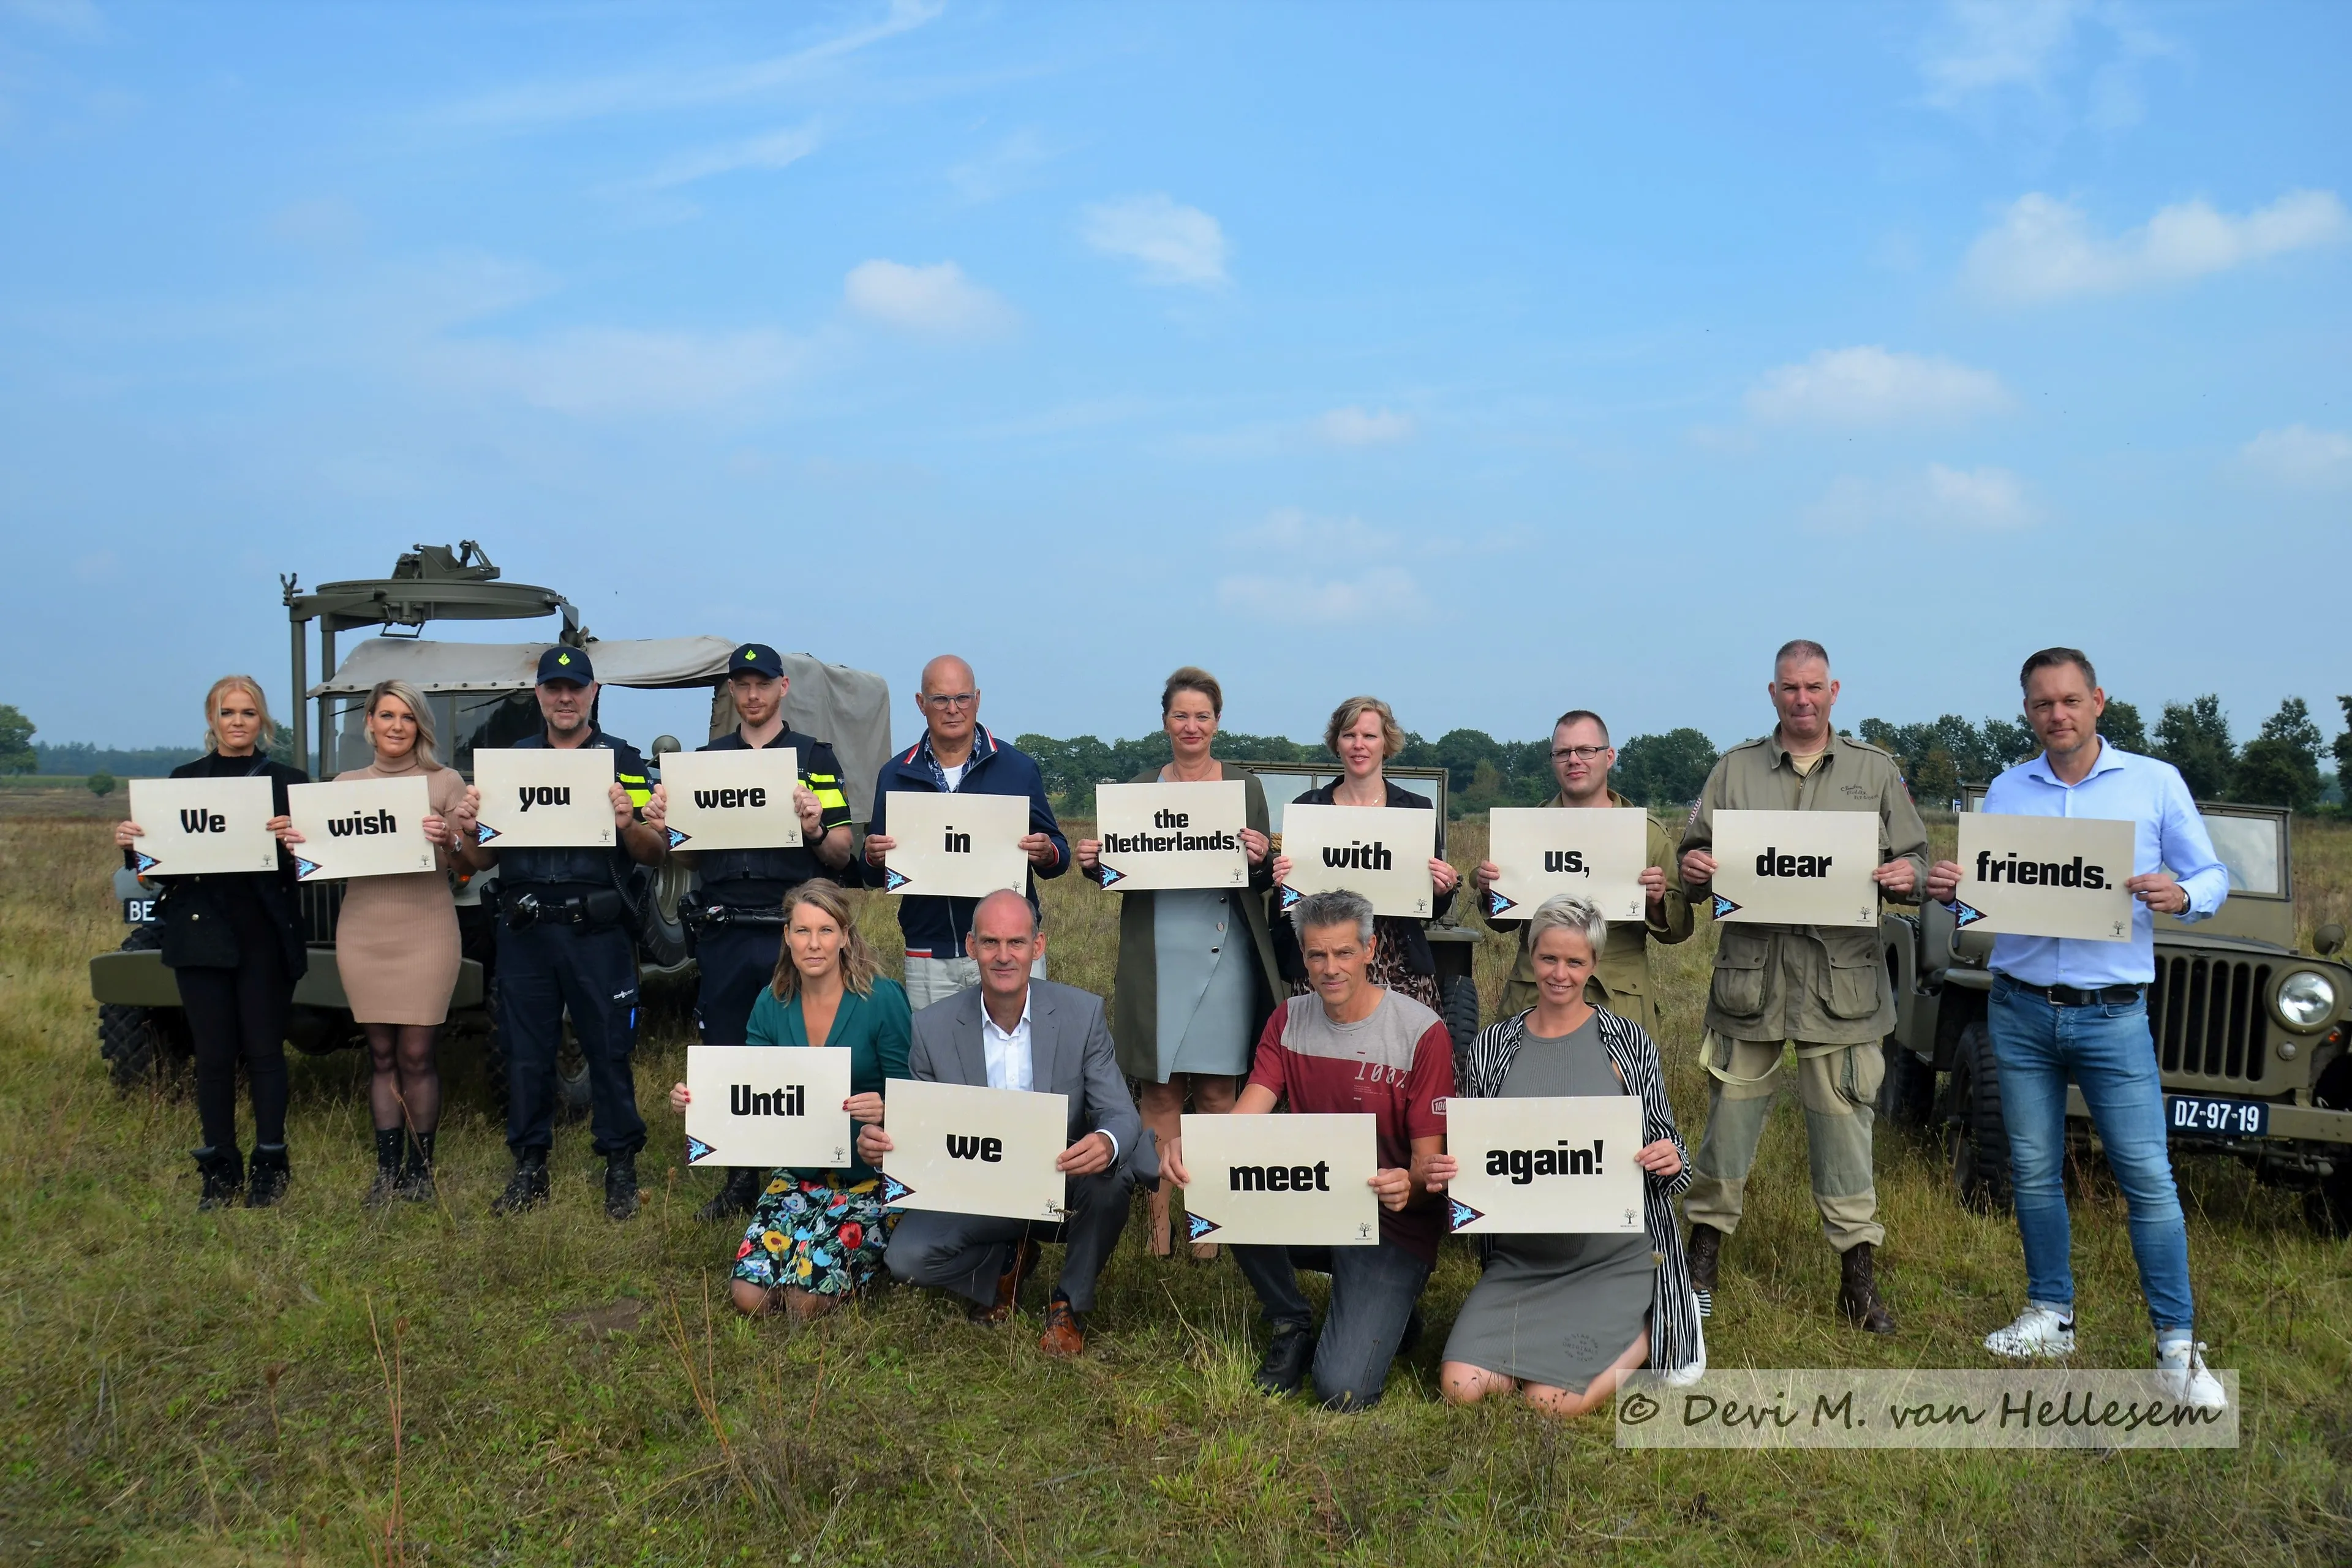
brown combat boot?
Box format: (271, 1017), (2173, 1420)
(1686, 1223), (1723, 1318)
(1838, 1242), (1898, 1335)
(1037, 1294), (1086, 1359)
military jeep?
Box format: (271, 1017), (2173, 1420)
(91, 541), (891, 1115)
(1875, 790), (2352, 1231)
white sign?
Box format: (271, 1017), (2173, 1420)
(285, 777), (436, 881)
(1707, 809), (1880, 928)
(879, 1078), (1071, 1222)
(1954, 813), (2137, 943)
(1176, 1112), (1381, 1247)
(1443, 1095), (1646, 1235)
(1278, 803), (1437, 919)
(684, 1045), (857, 1169)
(1094, 780), (1248, 891)
(880, 791), (1031, 900)
(660, 748), (802, 853)
(126, 775), (280, 876)
(472, 748), (616, 849)
(1484, 805), (1652, 924)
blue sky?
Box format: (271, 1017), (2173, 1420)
(2, 0), (2345, 756)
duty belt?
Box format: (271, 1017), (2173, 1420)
(1999, 975), (2146, 1008)
(503, 884), (626, 932)
(684, 903), (785, 933)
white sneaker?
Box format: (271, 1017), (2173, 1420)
(2155, 1341), (2227, 1411)
(1983, 1303), (2076, 1358)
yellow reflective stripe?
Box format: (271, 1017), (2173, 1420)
(624, 789), (653, 809)
(812, 787), (850, 809)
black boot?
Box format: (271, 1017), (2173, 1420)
(194, 1145), (244, 1212)
(491, 1150), (550, 1215)
(399, 1131), (437, 1203)
(605, 1151), (641, 1222)
(246, 1144), (292, 1209)
(1686, 1223), (1723, 1319)
(368, 1128), (405, 1207)
(1838, 1242), (1898, 1335)
(694, 1167), (762, 1223)
(1253, 1324), (1315, 1396)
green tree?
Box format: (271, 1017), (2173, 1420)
(1912, 748), (1961, 810)
(2234, 697), (2324, 812)
(1613, 728), (1718, 807)
(0, 704), (32, 775)
(2154, 695), (2235, 801)
(2099, 698), (2148, 755)
(2336, 696), (2352, 805)
(86, 771), (116, 799)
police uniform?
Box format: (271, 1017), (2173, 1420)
(1489, 787), (1694, 1035)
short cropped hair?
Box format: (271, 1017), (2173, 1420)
(1774, 639), (1830, 672)
(1526, 894), (1608, 958)
(2019, 647), (2097, 692)
(1553, 709), (1610, 743)
(971, 886), (1042, 936)
(1162, 666), (1224, 717)
(1324, 695), (1406, 760)
(1289, 888), (1375, 944)
(201, 675), (276, 755)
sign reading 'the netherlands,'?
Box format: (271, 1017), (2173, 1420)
(1177, 1112), (1380, 1247)
(1953, 813), (2136, 943)
(879, 1078), (1071, 1222)
(471, 748), (616, 848)
(1277, 803), (1436, 919)
(126, 775), (281, 876)
(660, 748), (802, 853)
(285, 777), (436, 881)
(683, 1045), (855, 1169)
(1093, 780), (1248, 891)
(1483, 805), (1652, 923)
(879, 790), (1031, 900)
(1444, 1095), (1646, 1235)
(1706, 809), (1880, 927)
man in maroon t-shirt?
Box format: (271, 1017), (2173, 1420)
(1167, 889), (1452, 1409)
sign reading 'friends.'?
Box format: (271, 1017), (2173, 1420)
(1952, 813), (2136, 943)
(683, 1045), (855, 1169)
(1706, 809), (1880, 927)
(126, 775), (280, 876)
(1093, 780), (1248, 891)
(879, 1079), (1070, 1222)
(879, 791), (1030, 900)
(659, 748), (802, 853)
(1483, 805), (1652, 923)
(1176, 1112), (1380, 1247)
(471, 748), (617, 848)
(1444, 1095), (1646, 1235)
(1278, 804), (1436, 918)
(286, 777), (435, 881)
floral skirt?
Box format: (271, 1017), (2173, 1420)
(1286, 917), (1441, 1011)
(732, 1173), (898, 1298)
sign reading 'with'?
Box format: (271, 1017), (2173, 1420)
(1953, 813), (2136, 943)
(1444, 1095), (1646, 1235)
(1706, 809), (1880, 927)
(286, 776), (436, 881)
(684, 1044), (856, 1169)
(879, 790), (1031, 900)
(472, 748), (616, 848)
(1093, 780), (1249, 891)
(126, 775), (281, 877)
(1177, 1112), (1380, 1247)
(1483, 805), (1652, 923)
(660, 748), (802, 852)
(1278, 803), (1437, 919)
(879, 1078), (1070, 1222)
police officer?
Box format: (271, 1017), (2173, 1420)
(473, 647), (671, 1222)
(680, 642), (856, 1221)
(1675, 639), (1926, 1334)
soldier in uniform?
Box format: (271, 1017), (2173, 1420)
(470, 647), (672, 1222)
(1472, 709), (1693, 1036)
(1675, 640), (1926, 1333)
(680, 641), (856, 1221)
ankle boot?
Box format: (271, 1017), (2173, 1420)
(368, 1128), (405, 1207)
(1686, 1223), (1723, 1317)
(605, 1150), (641, 1221)
(398, 1131), (437, 1202)
(1838, 1242), (1898, 1335)
(246, 1144), (292, 1208)
(693, 1166), (761, 1223)
(194, 1145), (244, 1212)
(491, 1150), (551, 1215)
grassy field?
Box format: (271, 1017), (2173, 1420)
(5, 810), (2352, 1566)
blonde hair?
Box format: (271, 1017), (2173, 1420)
(768, 881), (881, 1000)
(201, 676), (276, 754)
(364, 679), (442, 769)
(1324, 695), (1406, 760)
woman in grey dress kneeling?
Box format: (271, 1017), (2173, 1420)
(1430, 894), (1703, 1417)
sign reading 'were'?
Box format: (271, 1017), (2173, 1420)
(1094, 780), (1248, 891)
(1444, 1095), (1646, 1235)
(1177, 1112), (1379, 1247)
(660, 748), (802, 852)
(880, 791), (1030, 900)
(287, 776), (436, 881)
(1953, 813), (2136, 943)
(1706, 809), (1880, 928)
(880, 1078), (1070, 1222)
(472, 748), (616, 849)
(1278, 803), (1436, 919)
(684, 1044), (855, 1169)
(1483, 805), (1651, 923)
(127, 775), (280, 876)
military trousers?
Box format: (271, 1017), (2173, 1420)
(1681, 1031), (1884, 1253)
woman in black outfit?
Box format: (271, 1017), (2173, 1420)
(114, 676), (310, 1209)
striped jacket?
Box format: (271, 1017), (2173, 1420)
(1457, 1007), (1702, 1376)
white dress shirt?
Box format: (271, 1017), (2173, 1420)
(979, 987), (1116, 1158)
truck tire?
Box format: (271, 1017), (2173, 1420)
(1877, 1036), (1936, 1128)
(1441, 973), (1482, 1061)
(97, 925), (193, 1091)
(480, 977), (594, 1125)
(636, 864), (691, 970)
(1947, 1019), (2012, 1213)
(2304, 1058), (2352, 1236)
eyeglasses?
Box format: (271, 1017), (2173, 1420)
(1551, 745), (1610, 763)
(924, 692), (979, 709)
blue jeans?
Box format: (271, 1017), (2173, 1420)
(1987, 978), (2194, 1335)
(1231, 1243), (1432, 1411)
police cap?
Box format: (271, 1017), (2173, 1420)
(535, 646), (595, 686)
(726, 643), (783, 680)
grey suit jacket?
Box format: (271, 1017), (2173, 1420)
(907, 980), (1153, 1180)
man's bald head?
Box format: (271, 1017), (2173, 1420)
(922, 654), (976, 694)
(916, 653), (981, 750)
(972, 887), (1038, 940)
(968, 887), (1042, 1012)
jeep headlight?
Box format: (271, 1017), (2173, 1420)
(2276, 970), (2337, 1030)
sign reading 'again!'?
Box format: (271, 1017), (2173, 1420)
(1953, 813), (2136, 942)
(1444, 1095), (1646, 1235)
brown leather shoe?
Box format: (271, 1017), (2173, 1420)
(1037, 1295), (1086, 1358)
(1838, 1242), (1898, 1335)
(968, 1238), (1041, 1325)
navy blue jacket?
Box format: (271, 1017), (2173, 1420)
(863, 725), (1068, 960)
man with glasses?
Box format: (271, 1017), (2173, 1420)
(1472, 709), (1692, 1035)
(862, 655), (1069, 1008)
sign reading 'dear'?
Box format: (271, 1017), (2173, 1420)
(660, 748), (802, 853)
(1177, 1112), (1379, 1247)
(1093, 780), (1248, 891)
(1483, 805), (1652, 923)
(1706, 809), (1880, 927)
(1953, 813), (2136, 943)
(1444, 1095), (1646, 1235)
(880, 790), (1030, 900)
(285, 777), (435, 881)
(471, 748), (616, 849)
(126, 775), (280, 876)
(1277, 803), (1436, 919)
(879, 1079), (1071, 1222)
(684, 1045), (855, 1169)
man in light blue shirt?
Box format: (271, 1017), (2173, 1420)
(1926, 647), (2227, 1408)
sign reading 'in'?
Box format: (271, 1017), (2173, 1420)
(1953, 813), (2136, 943)
(1093, 780), (1248, 891)
(1706, 809), (1880, 928)
(879, 791), (1031, 900)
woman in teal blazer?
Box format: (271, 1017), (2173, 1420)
(671, 881), (911, 1319)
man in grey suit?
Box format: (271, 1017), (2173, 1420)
(858, 889), (1147, 1359)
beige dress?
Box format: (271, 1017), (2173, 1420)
(334, 754), (465, 1025)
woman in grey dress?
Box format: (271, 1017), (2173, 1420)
(1075, 667), (1281, 1257)
(1431, 895), (1702, 1417)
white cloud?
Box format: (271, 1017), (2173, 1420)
(1080, 194), (1230, 287)
(1317, 406), (1415, 447)
(1236, 505), (1401, 555)
(948, 129), (1052, 205)
(1806, 464), (2038, 532)
(1747, 347), (2009, 426)
(842, 260), (1014, 338)
(1964, 189), (2350, 303)
(425, 326), (803, 417)
(1217, 567), (1429, 624)
(2241, 425), (2352, 489)
(622, 124), (821, 194)
(1920, 0), (2082, 107)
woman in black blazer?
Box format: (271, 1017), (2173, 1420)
(114, 676), (310, 1209)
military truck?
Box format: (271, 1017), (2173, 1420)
(1875, 790), (2352, 1231)
(92, 541), (892, 1117)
